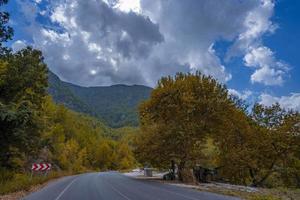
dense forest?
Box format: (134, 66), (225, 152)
(48, 71), (152, 128)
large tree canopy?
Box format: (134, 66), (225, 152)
(135, 72), (232, 180)
(135, 72), (300, 186)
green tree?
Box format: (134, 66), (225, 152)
(0, 0), (13, 55)
(0, 48), (48, 169)
(0, 47), (48, 107)
(0, 102), (33, 168)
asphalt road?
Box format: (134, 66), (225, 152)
(23, 172), (239, 200)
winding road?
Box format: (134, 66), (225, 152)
(23, 172), (239, 200)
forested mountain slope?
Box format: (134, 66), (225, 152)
(48, 71), (152, 127)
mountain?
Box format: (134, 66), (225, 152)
(48, 71), (152, 127)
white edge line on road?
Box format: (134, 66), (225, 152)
(54, 178), (77, 200)
(108, 183), (132, 200)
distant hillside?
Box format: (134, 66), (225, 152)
(48, 71), (152, 127)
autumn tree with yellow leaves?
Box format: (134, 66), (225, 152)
(135, 72), (300, 187)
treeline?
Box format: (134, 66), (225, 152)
(134, 72), (300, 188)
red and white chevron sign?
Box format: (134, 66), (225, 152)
(31, 163), (51, 171)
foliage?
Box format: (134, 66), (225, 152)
(0, 47), (48, 107)
(134, 72), (232, 180)
(216, 104), (300, 187)
(0, 0), (13, 55)
(48, 71), (152, 127)
(0, 48), (48, 169)
(0, 170), (72, 195)
(47, 71), (95, 118)
(135, 72), (300, 187)
(40, 96), (136, 172)
(247, 194), (280, 200)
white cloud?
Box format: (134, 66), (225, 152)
(244, 46), (274, 68)
(16, 0), (286, 87)
(228, 89), (253, 100)
(250, 66), (284, 85)
(226, 0), (288, 86)
(238, 0), (276, 48)
(244, 46), (288, 85)
(12, 40), (27, 52)
(115, 0), (141, 13)
(40, 29), (70, 43)
(228, 0), (276, 56)
(260, 93), (300, 111)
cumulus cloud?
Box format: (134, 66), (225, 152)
(260, 93), (300, 111)
(226, 0), (288, 86)
(228, 0), (276, 55)
(31, 0), (164, 86)
(115, 0), (141, 13)
(244, 46), (288, 85)
(15, 0), (287, 87)
(12, 40), (27, 52)
(228, 89), (253, 100)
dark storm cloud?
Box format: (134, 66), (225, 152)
(28, 0), (164, 86)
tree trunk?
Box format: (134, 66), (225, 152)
(249, 161), (276, 187)
(249, 168), (258, 187)
(177, 161), (185, 182)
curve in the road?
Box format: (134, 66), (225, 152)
(23, 172), (240, 200)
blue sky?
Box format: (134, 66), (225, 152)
(4, 0), (300, 110)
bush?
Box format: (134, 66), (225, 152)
(0, 168), (14, 184)
(248, 195), (280, 200)
(0, 171), (70, 195)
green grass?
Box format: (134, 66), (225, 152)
(0, 171), (71, 195)
(247, 194), (281, 200)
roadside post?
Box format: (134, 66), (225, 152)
(144, 168), (153, 177)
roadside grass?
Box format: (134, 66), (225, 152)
(0, 171), (72, 195)
(210, 190), (281, 200)
(194, 186), (300, 200)
(157, 179), (300, 200)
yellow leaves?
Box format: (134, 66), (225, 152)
(136, 72), (299, 186)
(136, 72), (231, 168)
(116, 142), (135, 169)
(200, 138), (219, 168)
(58, 139), (79, 170)
(0, 61), (8, 86)
(39, 97), (136, 172)
(74, 148), (88, 172)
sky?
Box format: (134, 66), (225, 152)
(4, 0), (300, 111)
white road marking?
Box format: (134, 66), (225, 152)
(101, 173), (199, 200)
(108, 183), (132, 200)
(100, 173), (132, 200)
(54, 178), (77, 200)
